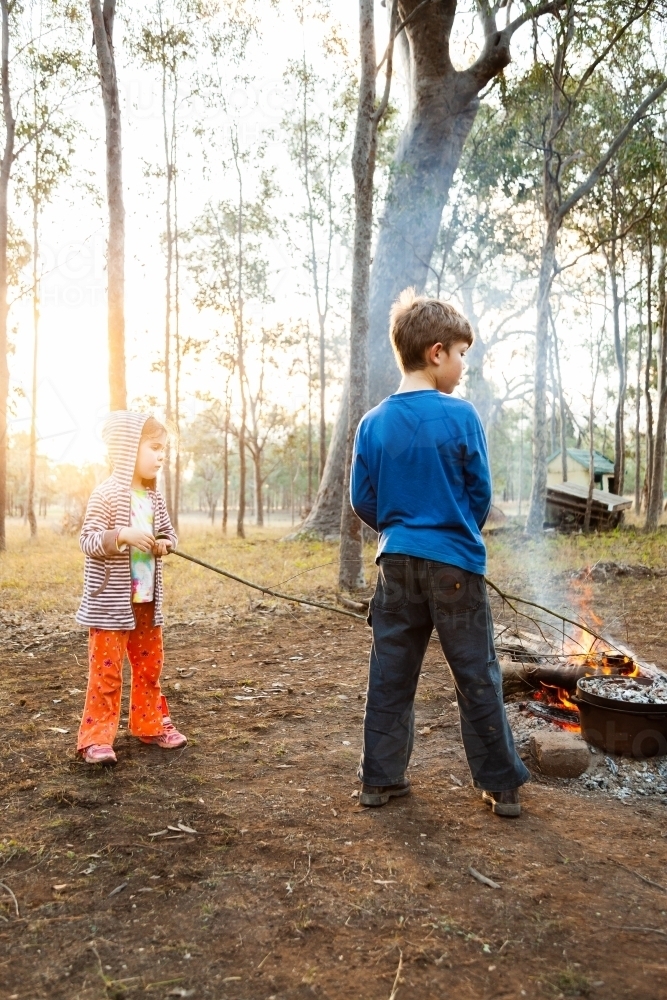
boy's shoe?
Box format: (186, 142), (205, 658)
(359, 778), (410, 807)
(81, 743), (117, 766)
(482, 788), (521, 817)
(139, 716), (187, 749)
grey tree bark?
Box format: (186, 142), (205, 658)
(338, 0), (386, 592)
(646, 250), (667, 531)
(0, 0), (14, 552)
(605, 206), (626, 496)
(90, 0), (126, 411)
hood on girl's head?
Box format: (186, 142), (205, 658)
(102, 411), (149, 488)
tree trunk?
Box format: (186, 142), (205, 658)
(162, 53), (174, 521)
(338, 0), (383, 593)
(222, 395), (229, 534)
(609, 235), (626, 496)
(299, 0), (534, 537)
(290, 381), (348, 539)
(460, 283), (494, 426)
(27, 137), (39, 539)
(550, 309), (568, 483)
(0, 0), (14, 553)
(253, 450), (263, 527)
(646, 250), (667, 531)
(584, 400), (595, 533)
(526, 216), (559, 534)
(319, 312), (326, 480)
(90, 0), (126, 411)
(644, 237), (654, 511)
(634, 259), (643, 514)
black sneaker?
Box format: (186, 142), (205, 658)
(359, 778), (411, 807)
(482, 788), (521, 817)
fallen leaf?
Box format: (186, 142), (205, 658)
(108, 882), (128, 896)
(48, 727), (69, 734)
(53, 884), (67, 892)
(177, 823), (197, 835)
(148, 829), (168, 838)
(450, 774), (463, 786)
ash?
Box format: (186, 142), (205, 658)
(578, 675), (667, 704)
(505, 702), (667, 803)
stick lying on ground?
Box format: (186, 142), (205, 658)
(167, 545), (621, 651)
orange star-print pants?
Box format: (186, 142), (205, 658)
(77, 602), (168, 750)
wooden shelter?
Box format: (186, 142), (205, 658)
(544, 482), (631, 531)
(547, 449), (616, 492)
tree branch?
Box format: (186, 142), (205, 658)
(558, 78), (667, 221)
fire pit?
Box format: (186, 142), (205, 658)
(574, 676), (667, 758)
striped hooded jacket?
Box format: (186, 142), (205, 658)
(75, 411), (178, 630)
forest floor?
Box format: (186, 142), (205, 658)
(1, 521), (667, 1000)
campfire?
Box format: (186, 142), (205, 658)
(496, 584), (642, 733)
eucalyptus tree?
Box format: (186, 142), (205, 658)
(89, 0), (125, 411)
(130, 0), (204, 528)
(425, 103), (536, 429)
(518, 1), (667, 535)
(0, 1), (88, 550)
(18, 0), (90, 538)
(187, 148), (275, 539)
(281, 43), (353, 483)
(0, 0), (17, 552)
(303, 0), (567, 541)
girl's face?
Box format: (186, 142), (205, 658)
(135, 433), (167, 482)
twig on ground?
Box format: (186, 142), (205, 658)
(388, 948), (403, 1000)
(623, 925), (667, 935)
(468, 866), (501, 890)
(0, 881), (19, 917)
(607, 857), (666, 892)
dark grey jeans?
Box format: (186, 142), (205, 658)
(359, 555), (530, 792)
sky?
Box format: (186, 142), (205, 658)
(6, 1), (624, 472)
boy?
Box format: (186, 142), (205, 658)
(350, 289), (529, 816)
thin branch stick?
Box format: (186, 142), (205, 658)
(608, 857), (666, 892)
(170, 549), (365, 620)
(485, 578), (624, 652)
(170, 547), (625, 655)
(0, 881), (19, 917)
(388, 948), (403, 1000)
(468, 866), (501, 890)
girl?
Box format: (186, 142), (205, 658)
(76, 411), (187, 765)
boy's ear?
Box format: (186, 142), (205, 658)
(429, 342), (446, 365)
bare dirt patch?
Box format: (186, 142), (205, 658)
(2, 590), (667, 1000)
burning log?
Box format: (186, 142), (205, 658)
(500, 655), (636, 698)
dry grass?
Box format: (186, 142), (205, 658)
(2, 516), (666, 623)
(0, 520), (378, 620)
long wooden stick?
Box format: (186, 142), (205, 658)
(484, 577), (622, 652)
(170, 549), (366, 621)
(169, 548), (621, 650)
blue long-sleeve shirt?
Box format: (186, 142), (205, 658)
(350, 390), (492, 575)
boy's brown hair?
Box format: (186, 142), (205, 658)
(390, 287), (473, 373)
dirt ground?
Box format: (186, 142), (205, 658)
(2, 551), (667, 1000)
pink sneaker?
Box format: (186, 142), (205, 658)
(81, 743), (117, 765)
(139, 715), (187, 749)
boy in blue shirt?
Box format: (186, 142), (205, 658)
(351, 289), (529, 816)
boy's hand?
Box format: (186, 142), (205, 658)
(117, 527), (155, 552)
(152, 538), (172, 557)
